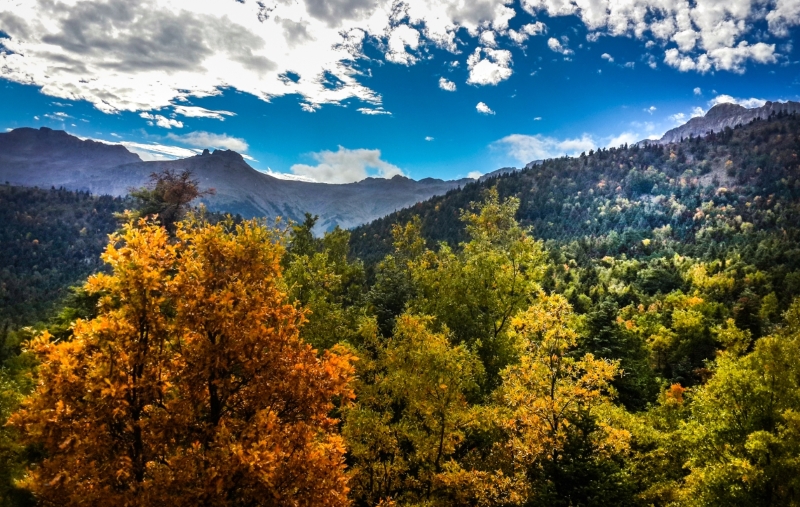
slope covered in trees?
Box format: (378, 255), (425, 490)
(351, 111), (800, 269)
(0, 185), (127, 327)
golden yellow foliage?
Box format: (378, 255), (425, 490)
(11, 217), (354, 506)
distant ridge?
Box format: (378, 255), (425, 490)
(0, 127), (142, 187)
(657, 100), (800, 144)
(0, 127), (473, 232)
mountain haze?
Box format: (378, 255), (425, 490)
(0, 128), (471, 231)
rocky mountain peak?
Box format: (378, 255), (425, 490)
(657, 100), (800, 144)
(704, 102), (746, 119)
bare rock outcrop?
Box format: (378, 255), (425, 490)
(658, 101), (800, 144)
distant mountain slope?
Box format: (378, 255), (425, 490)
(0, 128), (471, 231)
(658, 100), (800, 143)
(0, 127), (142, 187)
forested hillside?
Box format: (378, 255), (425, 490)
(352, 111), (800, 268)
(3, 114), (800, 506)
(0, 186), (127, 327)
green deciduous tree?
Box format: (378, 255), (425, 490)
(680, 299), (800, 506)
(344, 313), (483, 506)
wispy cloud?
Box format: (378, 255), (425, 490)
(357, 107), (391, 115)
(494, 133), (595, 163)
(44, 111), (73, 121)
(172, 106), (236, 120)
(140, 112), (183, 129)
(166, 131), (249, 152)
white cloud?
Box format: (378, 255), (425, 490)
(693, 87), (702, 95)
(467, 47), (513, 86)
(385, 25), (421, 65)
(290, 146), (404, 183)
(495, 129), (651, 164)
(670, 112), (686, 124)
(480, 30), (498, 47)
(425, 136), (434, 141)
(167, 131), (249, 152)
(495, 133), (595, 163)
(607, 131), (639, 147)
(547, 37), (573, 55)
(709, 94), (767, 109)
(439, 77), (457, 92)
(262, 169), (317, 182)
(120, 141), (201, 161)
(645, 106), (657, 114)
(508, 22), (547, 44)
(601, 53), (614, 62)
(534, 116), (542, 120)
(140, 112), (183, 129)
(522, 22), (548, 36)
(467, 171), (483, 179)
(767, 0), (800, 36)
(476, 102), (495, 115)
(44, 111), (73, 120)
(692, 106), (705, 117)
(357, 107), (391, 115)
(172, 105), (236, 120)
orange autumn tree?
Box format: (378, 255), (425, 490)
(167, 217), (355, 506)
(11, 217), (355, 507)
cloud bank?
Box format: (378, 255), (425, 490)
(496, 133), (595, 163)
(709, 94), (768, 109)
(523, 0), (787, 73)
(290, 146), (405, 183)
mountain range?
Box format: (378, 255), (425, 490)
(1, 100), (796, 231)
(0, 128), (470, 232)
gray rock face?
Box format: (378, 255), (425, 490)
(659, 101), (800, 144)
(0, 127), (470, 232)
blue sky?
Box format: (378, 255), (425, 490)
(1, 0), (798, 182)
